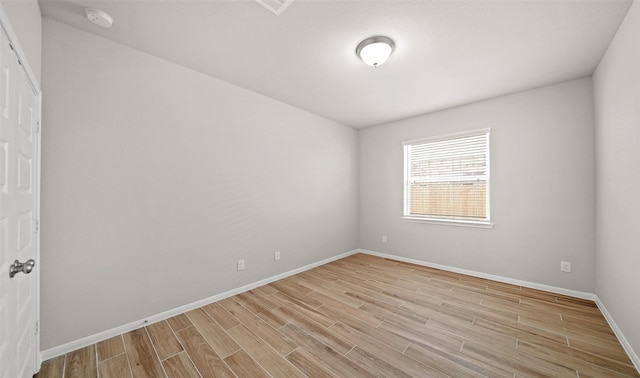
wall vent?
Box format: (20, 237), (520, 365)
(254, 0), (294, 15)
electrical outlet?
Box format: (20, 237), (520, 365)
(274, 251), (281, 261)
(237, 259), (245, 271)
(560, 261), (571, 273)
(382, 235), (388, 243)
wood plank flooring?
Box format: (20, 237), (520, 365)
(35, 254), (639, 377)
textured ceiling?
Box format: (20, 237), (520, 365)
(39, 0), (632, 128)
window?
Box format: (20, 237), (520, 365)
(403, 129), (491, 227)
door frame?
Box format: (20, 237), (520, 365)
(0, 4), (42, 372)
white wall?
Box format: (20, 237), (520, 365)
(40, 19), (358, 349)
(593, 0), (640, 359)
(359, 78), (596, 292)
(0, 0), (41, 84)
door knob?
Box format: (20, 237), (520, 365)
(9, 259), (35, 278)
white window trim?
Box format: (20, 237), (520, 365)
(402, 128), (492, 228)
(402, 217), (494, 228)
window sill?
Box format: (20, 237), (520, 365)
(402, 216), (494, 229)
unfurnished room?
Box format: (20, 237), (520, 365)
(0, 0), (639, 377)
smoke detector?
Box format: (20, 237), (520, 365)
(254, 0), (294, 16)
(85, 8), (114, 28)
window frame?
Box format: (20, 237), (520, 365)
(402, 128), (493, 228)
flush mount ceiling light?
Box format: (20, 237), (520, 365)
(85, 8), (114, 28)
(356, 36), (395, 67)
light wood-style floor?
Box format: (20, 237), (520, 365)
(35, 253), (639, 377)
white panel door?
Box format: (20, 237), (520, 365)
(0, 26), (39, 378)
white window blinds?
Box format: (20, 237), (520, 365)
(404, 130), (490, 223)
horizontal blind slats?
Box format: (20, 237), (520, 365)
(405, 131), (489, 221)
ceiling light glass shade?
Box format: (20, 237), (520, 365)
(356, 36), (395, 67)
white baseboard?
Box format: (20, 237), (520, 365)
(594, 296), (640, 372)
(41, 249), (359, 361)
(358, 249), (595, 300)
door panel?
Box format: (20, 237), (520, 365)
(17, 153), (32, 192)
(0, 25), (39, 378)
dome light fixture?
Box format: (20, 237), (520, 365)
(356, 36), (395, 67)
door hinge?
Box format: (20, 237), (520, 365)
(8, 43), (22, 65)
(34, 219), (39, 234)
(35, 320), (39, 335)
